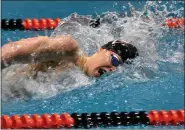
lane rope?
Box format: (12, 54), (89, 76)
(1, 18), (60, 30)
(1, 18), (184, 30)
(1, 109), (184, 129)
(162, 18), (184, 28)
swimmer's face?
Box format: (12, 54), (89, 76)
(84, 48), (120, 77)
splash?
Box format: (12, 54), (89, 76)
(2, 1), (184, 102)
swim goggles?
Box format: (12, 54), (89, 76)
(110, 51), (122, 67)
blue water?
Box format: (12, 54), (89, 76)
(1, 1), (184, 128)
(3, 72), (184, 115)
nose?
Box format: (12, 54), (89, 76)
(104, 66), (117, 72)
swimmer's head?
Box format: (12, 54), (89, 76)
(101, 40), (139, 64)
(81, 40), (139, 77)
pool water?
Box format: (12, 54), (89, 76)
(1, 1), (184, 128)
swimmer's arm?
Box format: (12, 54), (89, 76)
(1, 35), (79, 69)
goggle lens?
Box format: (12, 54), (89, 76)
(111, 54), (120, 67)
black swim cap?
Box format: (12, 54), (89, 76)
(101, 40), (139, 63)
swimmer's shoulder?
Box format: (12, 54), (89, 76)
(51, 35), (80, 53)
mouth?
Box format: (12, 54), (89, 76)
(98, 68), (107, 76)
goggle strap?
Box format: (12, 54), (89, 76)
(111, 40), (128, 45)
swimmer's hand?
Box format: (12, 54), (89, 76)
(1, 35), (79, 69)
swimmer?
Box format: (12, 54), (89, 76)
(1, 35), (138, 77)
